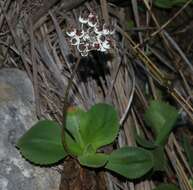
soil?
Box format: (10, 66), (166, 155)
(59, 158), (108, 190)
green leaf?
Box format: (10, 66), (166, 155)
(153, 183), (179, 190)
(182, 134), (193, 168)
(144, 101), (178, 145)
(105, 147), (154, 179)
(127, 20), (134, 29)
(64, 108), (85, 156)
(17, 120), (67, 165)
(154, 0), (175, 8)
(135, 135), (166, 171)
(64, 104), (119, 156)
(154, 0), (192, 9)
(78, 153), (108, 168)
(136, 135), (157, 149)
(79, 103), (119, 151)
(151, 146), (166, 171)
(83, 144), (96, 155)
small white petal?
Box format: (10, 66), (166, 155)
(66, 30), (76, 37)
(79, 16), (88, 24)
(96, 34), (101, 40)
(103, 28), (110, 35)
(88, 13), (95, 18)
(77, 43), (87, 52)
(109, 29), (115, 35)
(81, 51), (88, 56)
(99, 45), (106, 52)
(70, 37), (80, 45)
(88, 21), (97, 27)
(94, 26), (103, 35)
(83, 33), (90, 41)
(97, 34), (106, 44)
(102, 41), (110, 49)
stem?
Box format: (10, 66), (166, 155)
(61, 57), (81, 153)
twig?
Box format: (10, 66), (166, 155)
(29, 19), (41, 118)
(135, 0), (192, 49)
(100, 0), (109, 24)
(0, 2), (32, 80)
(164, 31), (193, 73)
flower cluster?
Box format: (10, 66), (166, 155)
(66, 12), (115, 56)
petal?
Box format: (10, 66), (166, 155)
(88, 12), (95, 18)
(81, 51), (88, 56)
(66, 30), (76, 37)
(83, 34), (90, 41)
(99, 45), (106, 52)
(97, 34), (106, 44)
(102, 41), (110, 49)
(88, 20), (97, 27)
(79, 16), (88, 24)
(70, 37), (80, 45)
(109, 29), (115, 35)
(77, 43), (87, 52)
(94, 26), (103, 35)
(103, 28), (110, 35)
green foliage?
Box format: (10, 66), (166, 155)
(105, 147), (154, 179)
(135, 100), (178, 172)
(154, 0), (193, 9)
(65, 108), (85, 156)
(64, 104), (119, 155)
(127, 20), (135, 29)
(17, 103), (119, 165)
(151, 146), (166, 171)
(153, 183), (179, 190)
(79, 103), (119, 151)
(144, 100), (178, 145)
(136, 134), (157, 149)
(16, 120), (67, 165)
(136, 136), (166, 172)
(78, 153), (108, 168)
(17, 101), (178, 180)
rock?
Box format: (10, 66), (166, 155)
(0, 69), (60, 190)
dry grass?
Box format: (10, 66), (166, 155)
(0, 0), (193, 189)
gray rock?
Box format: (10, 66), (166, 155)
(0, 69), (60, 190)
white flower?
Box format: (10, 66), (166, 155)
(66, 28), (76, 37)
(88, 17), (97, 27)
(79, 16), (88, 24)
(81, 51), (88, 56)
(99, 45), (106, 52)
(66, 11), (115, 56)
(83, 33), (90, 41)
(97, 34), (106, 43)
(77, 43), (87, 52)
(88, 21), (97, 27)
(87, 13), (98, 27)
(109, 29), (115, 35)
(93, 42), (100, 50)
(88, 12), (96, 19)
(70, 37), (80, 45)
(102, 25), (115, 35)
(103, 30), (109, 35)
(94, 26), (103, 35)
(102, 40), (110, 49)
(76, 30), (84, 38)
